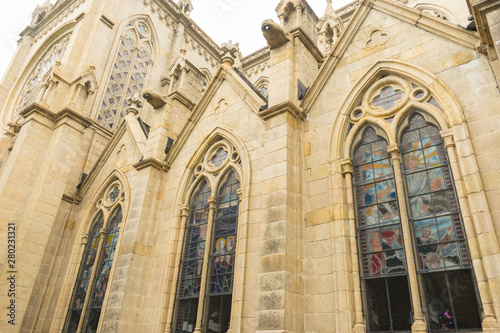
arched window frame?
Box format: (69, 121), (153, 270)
(14, 33), (72, 118)
(63, 179), (127, 333)
(169, 138), (244, 333)
(94, 17), (156, 131)
(339, 72), (488, 332)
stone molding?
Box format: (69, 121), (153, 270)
(19, 103), (92, 131)
(132, 156), (169, 171)
(259, 100), (305, 121)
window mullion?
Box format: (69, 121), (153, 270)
(193, 196), (217, 333)
(76, 227), (107, 333)
(387, 143), (427, 330)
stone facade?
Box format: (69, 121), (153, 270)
(0, 0), (500, 332)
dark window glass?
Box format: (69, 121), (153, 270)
(365, 276), (412, 332)
(423, 270), (481, 331)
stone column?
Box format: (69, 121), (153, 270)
(387, 144), (427, 333)
(164, 205), (190, 333)
(340, 159), (365, 333)
(257, 107), (304, 333)
(441, 130), (499, 330)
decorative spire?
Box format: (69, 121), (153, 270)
(324, 0), (336, 17)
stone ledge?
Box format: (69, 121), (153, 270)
(259, 101), (305, 121)
(132, 157), (169, 172)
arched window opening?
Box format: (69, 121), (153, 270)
(175, 179), (211, 332)
(401, 113), (481, 331)
(350, 111), (482, 332)
(64, 182), (124, 333)
(97, 20), (153, 130)
(64, 212), (104, 332)
(173, 162), (241, 333)
(206, 170), (240, 332)
(15, 33), (72, 117)
(353, 127), (412, 332)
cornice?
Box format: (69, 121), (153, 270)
(62, 193), (82, 204)
(19, 103), (92, 130)
(133, 157), (169, 171)
(259, 101), (305, 121)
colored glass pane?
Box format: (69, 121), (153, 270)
(353, 128), (406, 277)
(401, 113), (470, 273)
(371, 86), (404, 111)
(209, 170), (239, 295)
(108, 186), (120, 203)
(64, 212), (104, 333)
(210, 148), (228, 168)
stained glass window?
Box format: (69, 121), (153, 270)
(353, 127), (412, 332)
(64, 212), (104, 333)
(174, 169), (240, 333)
(354, 128), (406, 277)
(85, 206), (122, 331)
(401, 113), (480, 330)
(64, 201), (123, 332)
(97, 22), (153, 130)
(175, 179), (211, 333)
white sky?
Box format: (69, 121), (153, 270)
(0, 0), (354, 79)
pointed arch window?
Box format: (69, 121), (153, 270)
(351, 112), (481, 332)
(173, 143), (242, 333)
(97, 20), (153, 130)
(64, 183), (124, 333)
(353, 127), (412, 332)
(400, 114), (481, 331)
(15, 33), (72, 116)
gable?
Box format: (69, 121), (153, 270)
(301, 0), (479, 113)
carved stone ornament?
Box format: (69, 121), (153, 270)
(142, 89), (167, 109)
(261, 19), (290, 49)
(349, 76), (443, 124)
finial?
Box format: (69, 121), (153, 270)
(126, 92), (143, 115)
(324, 0), (336, 17)
(220, 40), (240, 66)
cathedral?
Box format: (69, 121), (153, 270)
(1, 0), (500, 332)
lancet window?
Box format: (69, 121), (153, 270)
(348, 76), (481, 332)
(173, 139), (242, 333)
(64, 182), (125, 333)
(97, 20), (153, 130)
